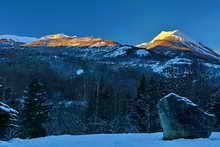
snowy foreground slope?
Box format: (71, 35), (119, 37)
(1, 133), (220, 147)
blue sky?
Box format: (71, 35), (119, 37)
(0, 0), (220, 49)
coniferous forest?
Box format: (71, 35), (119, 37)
(0, 57), (219, 140)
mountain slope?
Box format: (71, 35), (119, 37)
(24, 34), (120, 47)
(137, 30), (220, 62)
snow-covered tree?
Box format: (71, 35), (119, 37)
(0, 101), (18, 139)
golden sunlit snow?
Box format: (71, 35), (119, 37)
(25, 34), (120, 47)
(137, 30), (191, 50)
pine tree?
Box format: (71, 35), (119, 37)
(129, 74), (164, 133)
(20, 79), (49, 138)
(209, 96), (220, 129)
(129, 75), (149, 132)
(214, 98), (220, 128)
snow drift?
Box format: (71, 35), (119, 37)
(1, 133), (220, 147)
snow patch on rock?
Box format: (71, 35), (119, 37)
(166, 57), (192, 65)
(76, 69), (84, 75)
(203, 63), (220, 69)
(162, 93), (198, 107)
(136, 49), (149, 56)
(148, 58), (191, 73)
(58, 100), (88, 108)
(105, 46), (130, 57)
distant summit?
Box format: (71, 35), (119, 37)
(0, 35), (37, 43)
(150, 30), (189, 42)
(25, 34), (120, 47)
(137, 30), (220, 61)
(137, 30), (197, 50)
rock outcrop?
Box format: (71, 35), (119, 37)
(157, 93), (216, 140)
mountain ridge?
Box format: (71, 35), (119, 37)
(0, 30), (220, 62)
(24, 34), (120, 47)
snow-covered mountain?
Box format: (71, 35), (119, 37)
(0, 35), (37, 43)
(137, 30), (220, 61)
(24, 34), (120, 47)
(2, 30), (219, 63)
(0, 30), (220, 78)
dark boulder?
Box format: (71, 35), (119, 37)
(157, 93), (216, 140)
